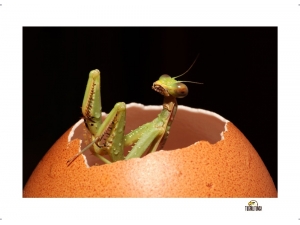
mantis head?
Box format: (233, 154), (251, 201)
(152, 75), (189, 99)
(152, 55), (202, 99)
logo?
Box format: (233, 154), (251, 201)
(245, 200), (262, 211)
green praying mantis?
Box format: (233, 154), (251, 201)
(67, 56), (201, 166)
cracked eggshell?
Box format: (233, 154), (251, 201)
(23, 103), (277, 197)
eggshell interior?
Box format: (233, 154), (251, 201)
(23, 103), (277, 197)
(74, 103), (229, 167)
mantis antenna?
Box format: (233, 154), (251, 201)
(173, 54), (203, 85)
(173, 54), (200, 79)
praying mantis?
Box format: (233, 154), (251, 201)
(67, 56), (201, 165)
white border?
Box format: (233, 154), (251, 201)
(1, 0), (299, 224)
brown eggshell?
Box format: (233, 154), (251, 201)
(23, 103), (277, 197)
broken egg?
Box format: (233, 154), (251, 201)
(23, 103), (277, 197)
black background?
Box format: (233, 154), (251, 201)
(23, 27), (277, 190)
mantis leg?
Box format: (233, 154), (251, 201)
(67, 102), (126, 165)
(124, 105), (174, 159)
(125, 127), (165, 159)
(90, 102), (126, 162)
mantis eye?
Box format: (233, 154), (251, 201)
(170, 82), (188, 98)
